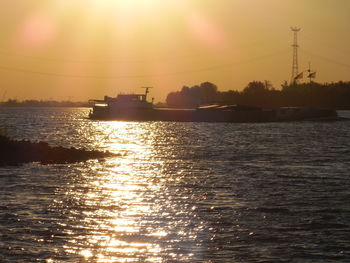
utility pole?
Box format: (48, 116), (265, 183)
(1, 90), (7, 102)
(308, 62), (312, 83)
(290, 27), (301, 85)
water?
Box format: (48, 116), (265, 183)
(0, 108), (350, 262)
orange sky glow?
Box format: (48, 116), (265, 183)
(1, 0), (350, 102)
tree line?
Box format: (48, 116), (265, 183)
(166, 81), (350, 109)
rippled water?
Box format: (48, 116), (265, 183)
(0, 108), (350, 262)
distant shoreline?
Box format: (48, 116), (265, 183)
(0, 105), (89, 108)
(0, 100), (89, 108)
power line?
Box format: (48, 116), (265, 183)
(0, 48), (289, 79)
(302, 34), (350, 58)
(0, 49), (200, 64)
(300, 49), (350, 69)
(0, 39), (285, 64)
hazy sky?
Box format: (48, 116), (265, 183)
(0, 0), (350, 102)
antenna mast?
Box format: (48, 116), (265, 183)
(290, 27), (301, 84)
(141, 87), (153, 100)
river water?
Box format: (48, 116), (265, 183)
(0, 108), (350, 263)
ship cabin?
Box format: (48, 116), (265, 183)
(106, 94), (153, 109)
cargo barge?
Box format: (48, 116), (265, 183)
(88, 88), (338, 122)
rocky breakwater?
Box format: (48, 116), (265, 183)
(0, 135), (116, 166)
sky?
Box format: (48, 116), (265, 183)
(0, 0), (350, 102)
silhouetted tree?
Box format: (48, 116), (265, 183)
(165, 80), (350, 109)
(166, 82), (218, 108)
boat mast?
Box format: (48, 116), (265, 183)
(141, 87), (153, 101)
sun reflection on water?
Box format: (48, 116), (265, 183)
(62, 121), (178, 262)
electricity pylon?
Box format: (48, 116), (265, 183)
(290, 27), (301, 84)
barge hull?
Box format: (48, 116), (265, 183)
(89, 108), (338, 122)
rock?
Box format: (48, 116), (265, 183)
(0, 135), (116, 166)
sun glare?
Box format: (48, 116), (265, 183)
(86, 0), (185, 12)
(9, 0), (230, 100)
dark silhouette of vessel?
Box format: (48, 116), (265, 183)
(89, 88), (338, 122)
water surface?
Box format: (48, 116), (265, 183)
(0, 108), (350, 262)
